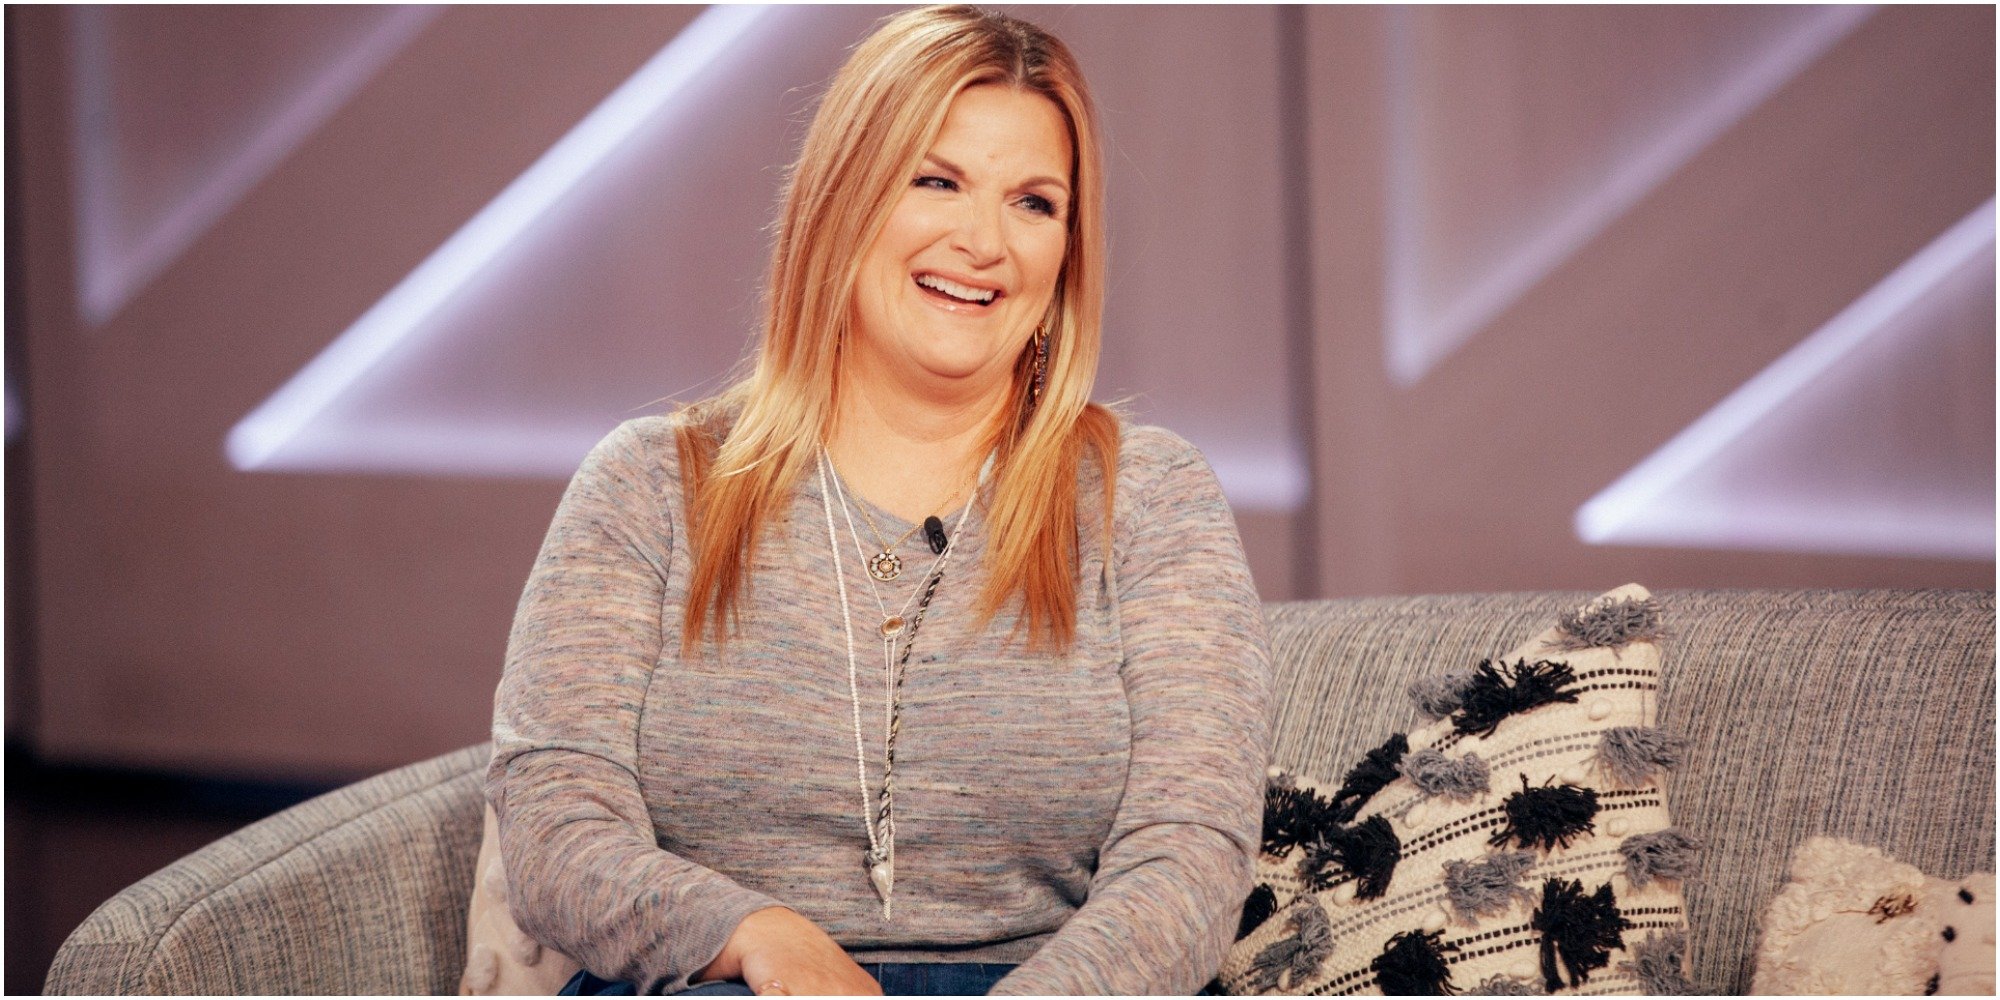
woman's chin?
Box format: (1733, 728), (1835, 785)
(893, 348), (1002, 385)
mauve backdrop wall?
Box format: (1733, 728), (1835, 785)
(6, 5), (1992, 783)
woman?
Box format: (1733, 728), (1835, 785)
(489, 6), (1270, 995)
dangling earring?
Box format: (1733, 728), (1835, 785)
(1028, 326), (1049, 409)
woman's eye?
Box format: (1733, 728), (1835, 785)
(1020, 194), (1058, 217)
(914, 175), (957, 192)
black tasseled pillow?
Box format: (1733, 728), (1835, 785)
(1220, 585), (1698, 996)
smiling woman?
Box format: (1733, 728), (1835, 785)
(485, 6), (1271, 997)
(848, 84), (1072, 399)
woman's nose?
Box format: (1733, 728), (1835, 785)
(950, 197), (1005, 266)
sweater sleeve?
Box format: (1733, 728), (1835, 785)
(487, 420), (783, 994)
(990, 437), (1273, 995)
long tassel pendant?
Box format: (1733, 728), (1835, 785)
(867, 852), (894, 920)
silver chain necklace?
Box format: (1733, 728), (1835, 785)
(816, 451), (980, 920)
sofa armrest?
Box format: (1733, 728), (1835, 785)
(45, 743), (490, 995)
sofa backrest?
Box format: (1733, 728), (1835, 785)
(50, 590), (1994, 995)
(1263, 588), (1997, 995)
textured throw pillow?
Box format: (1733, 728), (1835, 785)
(1751, 836), (1995, 996)
(1221, 584), (1697, 996)
(460, 804), (581, 996)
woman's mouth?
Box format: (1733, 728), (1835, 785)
(914, 272), (1001, 309)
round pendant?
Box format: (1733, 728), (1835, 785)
(867, 551), (903, 582)
(879, 615), (907, 639)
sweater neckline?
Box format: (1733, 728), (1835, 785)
(810, 459), (989, 550)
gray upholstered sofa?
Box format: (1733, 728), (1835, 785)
(46, 589), (1996, 995)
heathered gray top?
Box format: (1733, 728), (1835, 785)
(488, 414), (1271, 995)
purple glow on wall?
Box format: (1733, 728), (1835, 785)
(1383, 5), (1874, 385)
(1576, 200), (1996, 559)
(68, 6), (439, 327)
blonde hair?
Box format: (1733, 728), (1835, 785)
(678, 5), (1118, 653)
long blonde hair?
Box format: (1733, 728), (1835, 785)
(678, 5), (1118, 653)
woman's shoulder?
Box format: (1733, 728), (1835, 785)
(573, 413), (696, 503)
(1081, 418), (1228, 540)
(1077, 419), (1239, 576)
(1109, 420), (1217, 498)
(588, 413), (683, 466)
(1115, 421), (1205, 471)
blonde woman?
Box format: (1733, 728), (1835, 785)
(489, 6), (1270, 996)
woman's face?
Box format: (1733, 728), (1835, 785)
(847, 83), (1073, 405)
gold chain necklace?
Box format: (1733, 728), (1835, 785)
(839, 473), (967, 583)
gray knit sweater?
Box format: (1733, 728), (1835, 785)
(488, 415), (1270, 995)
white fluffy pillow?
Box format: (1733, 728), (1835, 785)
(1752, 836), (1995, 995)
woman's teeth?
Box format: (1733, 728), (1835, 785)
(915, 273), (997, 305)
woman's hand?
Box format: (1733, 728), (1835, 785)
(698, 906), (883, 996)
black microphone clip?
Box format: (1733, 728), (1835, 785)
(923, 515), (948, 554)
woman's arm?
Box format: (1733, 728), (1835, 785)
(488, 420), (793, 993)
(989, 435), (1273, 995)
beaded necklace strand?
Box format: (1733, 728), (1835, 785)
(816, 451), (980, 920)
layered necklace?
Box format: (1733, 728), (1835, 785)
(815, 451), (982, 920)
(849, 489), (958, 582)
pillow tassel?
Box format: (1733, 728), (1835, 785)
(1330, 733), (1409, 822)
(1402, 748), (1491, 801)
(1243, 897), (1333, 992)
(1373, 929), (1460, 996)
(1531, 877), (1631, 992)
(1594, 726), (1690, 788)
(1235, 882), (1278, 941)
(1409, 672), (1476, 720)
(1453, 659), (1580, 738)
(1616, 929), (1692, 994)
(1262, 781), (1343, 857)
(1550, 595), (1666, 652)
(1490, 775), (1599, 852)
(1443, 849), (1538, 924)
(1620, 827), (1701, 888)
(1302, 814), (1401, 898)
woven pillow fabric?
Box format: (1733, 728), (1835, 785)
(1221, 584), (1697, 996)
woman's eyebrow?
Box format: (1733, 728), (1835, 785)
(1022, 174), (1071, 198)
(924, 153), (1070, 197)
(922, 153), (967, 179)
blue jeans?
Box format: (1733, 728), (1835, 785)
(561, 962), (1017, 996)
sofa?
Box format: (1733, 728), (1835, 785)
(45, 589), (1996, 995)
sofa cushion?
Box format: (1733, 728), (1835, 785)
(1222, 585), (1693, 995)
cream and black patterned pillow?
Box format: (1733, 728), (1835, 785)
(1221, 584), (1698, 996)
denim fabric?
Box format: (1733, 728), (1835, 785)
(559, 962), (1017, 996)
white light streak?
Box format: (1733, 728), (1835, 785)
(73, 6), (440, 327)
(227, 4), (773, 471)
(1576, 199), (1996, 557)
(1385, 6), (1874, 385)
